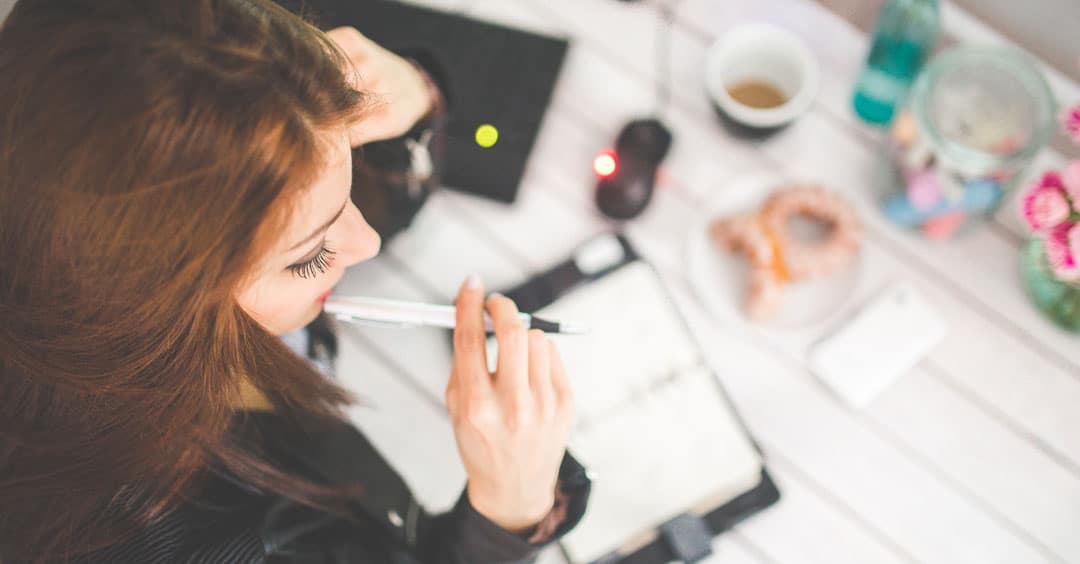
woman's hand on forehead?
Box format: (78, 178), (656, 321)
(325, 27), (434, 146)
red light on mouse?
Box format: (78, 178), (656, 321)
(593, 151), (617, 178)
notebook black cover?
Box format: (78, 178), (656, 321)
(501, 234), (780, 564)
(278, 0), (569, 203)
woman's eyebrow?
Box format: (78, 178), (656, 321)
(288, 198), (349, 252)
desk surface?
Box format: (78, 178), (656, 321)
(331, 1), (1080, 563)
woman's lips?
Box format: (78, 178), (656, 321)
(316, 289), (332, 304)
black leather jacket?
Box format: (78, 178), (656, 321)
(77, 412), (591, 563)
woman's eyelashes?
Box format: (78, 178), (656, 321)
(287, 244), (336, 279)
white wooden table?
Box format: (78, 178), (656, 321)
(330, 1), (1080, 563)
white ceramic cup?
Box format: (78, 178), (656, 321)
(704, 23), (820, 133)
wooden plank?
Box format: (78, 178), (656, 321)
(381, 197), (531, 297)
(357, 151), (1057, 564)
(618, 128), (1080, 560)
(737, 459), (917, 564)
(664, 279), (1060, 564)
(813, 238), (1080, 475)
(698, 536), (775, 564)
(577, 133), (1080, 559)
(435, 172), (604, 273)
(522, 41), (1080, 474)
(517, 0), (1080, 367)
(872, 366), (1080, 559)
(456, 2), (1080, 560)
(360, 184), (1062, 557)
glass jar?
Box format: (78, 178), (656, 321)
(1022, 238), (1080, 332)
(881, 46), (1056, 240)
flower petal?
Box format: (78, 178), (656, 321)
(1040, 170), (1065, 189)
(1063, 160), (1080, 205)
(1023, 183), (1072, 231)
(1070, 223), (1080, 265)
(1045, 223), (1080, 280)
(1061, 104), (1080, 145)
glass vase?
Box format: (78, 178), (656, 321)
(1021, 238), (1080, 333)
(881, 46), (1056, 240)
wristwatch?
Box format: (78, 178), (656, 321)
(349, 52), (449, 242)
(404, 59), (445, 199)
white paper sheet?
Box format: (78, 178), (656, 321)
(536, 262), (763, 563)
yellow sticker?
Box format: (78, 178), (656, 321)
(475, 124), (498, 148)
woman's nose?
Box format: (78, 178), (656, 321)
(337, 201), (382, 268)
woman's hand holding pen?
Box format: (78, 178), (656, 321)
(447, 275), (576, 533)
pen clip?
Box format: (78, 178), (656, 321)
(332, 314), (420, 330)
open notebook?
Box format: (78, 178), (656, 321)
(494, 235), (776, 563)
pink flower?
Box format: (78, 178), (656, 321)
(1022, 182), (1072, 231)
(1044, 223), (1080, 280)
(1062, 103), (1080, 145)
(1063, 160), (1080, 205)
(1072, 223), (1080, 256)
(1039, 170), (1065, 189)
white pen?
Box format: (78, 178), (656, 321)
(324, 296), (589, 335)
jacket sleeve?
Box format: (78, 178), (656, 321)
(255, 450), (592, 564)
(414, 452), (592, 564)
(248, 415), (592, 564)
(73, 423), (591, 564)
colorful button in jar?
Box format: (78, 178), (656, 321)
(882, 46), (1056, 239)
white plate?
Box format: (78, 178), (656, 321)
(686, 172), (863, 330)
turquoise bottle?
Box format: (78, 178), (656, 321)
(852, 0), (940, 125)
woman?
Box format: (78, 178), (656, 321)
(0, 0), (589, 562)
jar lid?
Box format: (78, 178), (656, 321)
(910, 46), (1056, 177)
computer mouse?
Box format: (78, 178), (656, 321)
(595, 118), (673, 220)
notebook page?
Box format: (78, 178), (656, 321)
(538, 262), (763, 563)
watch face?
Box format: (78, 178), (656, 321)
(407, 130), (435, 182)
(350, 126), (442, 242)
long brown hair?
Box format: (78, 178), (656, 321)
(0, 0), (369, 560)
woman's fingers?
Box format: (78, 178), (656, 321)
(549, 341), (574, 420)
(452, 283), (563, 429)
(444, 285), (574, 532)
(452, 275), (489, 391)
(326, 26), (375, 62)
(527, 330), (554, 413)
(325, 27), (373, 86)
(486, 294), (529, 397)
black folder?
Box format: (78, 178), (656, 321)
(277, 0), (568, 204)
